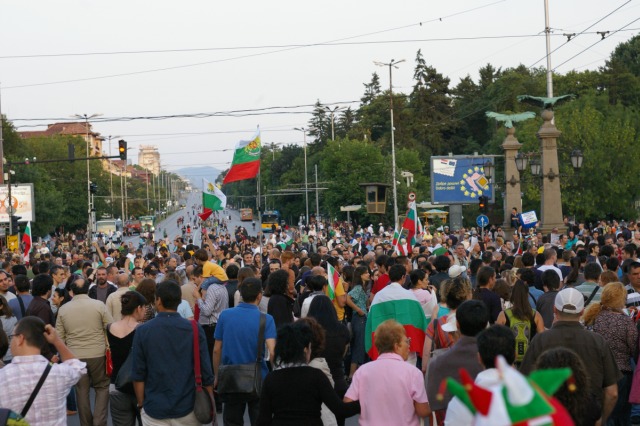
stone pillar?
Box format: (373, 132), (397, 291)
(537, 109), (564, 232)
(449, 204), (463, 231)
(502, 126), (522, 232)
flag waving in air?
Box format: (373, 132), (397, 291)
(202, 179), (227, 211)
(400, 201), (421, 253)
(22, 221), (32, 263)
(222, 130), (261, 184)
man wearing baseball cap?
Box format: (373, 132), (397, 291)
(520, 288), (621, 424)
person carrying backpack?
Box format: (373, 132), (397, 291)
(496, 280), (545, 365)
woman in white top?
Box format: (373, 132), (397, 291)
(408, 270), (438, 324)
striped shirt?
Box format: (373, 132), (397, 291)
(0, 355), (86, 426)
(197, 283), (229, 325)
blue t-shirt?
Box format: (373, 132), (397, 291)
(528, 287), (544, 310)
(8, 295), (34, 319)
(214, 303), (276, 378)
(131, 312), (213, 419)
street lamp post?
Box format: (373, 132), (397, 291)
(374, 59), (404, 228)
(293, 127), (309, 226)
(107, 135), (120, 218)
(324, 106), (342, 141)
(72, 113), (102, 240)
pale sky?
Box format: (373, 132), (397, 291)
(0, 0), (637, 177)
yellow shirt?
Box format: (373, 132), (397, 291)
(203, 261), (229, 281)
(325, 279), (347, 321)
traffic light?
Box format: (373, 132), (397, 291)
(90, 182), (98, 194)
(478, 195), (488, 213)
(118, 140), (127, 160)
(10, 215), (21, 234)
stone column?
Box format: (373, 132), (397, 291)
(502, 126), (522, 232)
(537, 109), (564, 232)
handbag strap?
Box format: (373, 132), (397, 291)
(21, 363), (52, 417)
(190, 320), (203, 389)
(585, 285), (600, 306)
(16, 295), (26, 318)
(255, 313), (266, 363)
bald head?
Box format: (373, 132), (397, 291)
(311, 266), (326, 277)
(117, 272), (130, 288)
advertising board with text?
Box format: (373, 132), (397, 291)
(0, 184), (35, 222)
(430, 156), (494, 204)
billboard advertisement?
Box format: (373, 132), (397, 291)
(0, 184), (36, 222)
(430, 156), (494, 204)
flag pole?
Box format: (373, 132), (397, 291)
(256, 125), (263, 263)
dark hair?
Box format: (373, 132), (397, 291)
(521, 252), (535, 267)
(14, 316), (46, 351)
(409, 269), (427, 289)
(156, 280), (181, 310)
(534, 347), (592, 426)
(456, 300), (489, 337)
(240, 277), (263, 303)
(0, 295), (12, 318)
(469, 258), (483, 275)
(388, 264), (406, 282)
(308, 275), (327, 292)
(0, 327), (7, 360)
(541, 269), (561, 291)
(121, 291), (147, 316)
(32, 274), (54, 297)
(605, 256), (619, 273)
(434, 255), (451, 272)
(14, 275), (31, 293)
(476, 266), (495, 288)
(226, 263), (239, 279)
(518, 268), (535, 287)
(136, 278), (156, 304)
(565, 257), (582, 285)
(446, 276), (472, 310)
(266, 269), (289, 296)
(297, 317), (325, 359)
(352, 266), (369, 288)
(535, 253), (546, 267)
(601, 245), (615, 258)
(11, 264), (27, 276)
(375, 254), (390, 268)
(510, 281), (534, 322)
(274, 321), (313, 367)
(624, 243), (637, 258)
(477, 325), (516, 368)
(481, 251), (493, 264)
(308, 295), (341, 332)
(49, 265), (64, 277)
(583, 262), (602, 281)
(70, 277), (89, 295)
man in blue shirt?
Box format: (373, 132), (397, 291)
(132, 280), (213, 425)
(213, 277), (276, 426)
(8, 275), (33, 319)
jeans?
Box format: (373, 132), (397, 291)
(67, 386), (77, 412)
(221, 394), (259, 426)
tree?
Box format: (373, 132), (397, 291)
(361, 72), (381, 105)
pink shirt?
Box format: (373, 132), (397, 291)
(345, 352), (428, 426)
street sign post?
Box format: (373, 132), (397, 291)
(476, 214), (489, 241)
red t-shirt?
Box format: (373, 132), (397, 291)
(371, 273), (391, 295)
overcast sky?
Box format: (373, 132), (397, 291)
(0, 0), (637, 177)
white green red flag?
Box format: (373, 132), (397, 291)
(202, 179), (227, 211)
(326, 263), (342, 300)
(400, 201), (420, 253)
(365, 284), (428, 359)
(391, 228), (407, 255)
(276, 234), (293, 251)
(22, 221), (32, 263)
(222, 130), (261, 184)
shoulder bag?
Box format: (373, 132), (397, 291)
(21, 363), (52, 418)
(190, 320), (216, 425)
(105, 325), (113, 377)
(217, 313), (266, 398)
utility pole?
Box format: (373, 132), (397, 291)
(544, 0), (554, 98)
(315, 164), (319, 218)
(107, 135), (120, 218)
(293, 127), (309, 226)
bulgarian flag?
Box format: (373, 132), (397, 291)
(391, 228), (406, 255)
(326, 262), (342, 300)
(222, 130), (261, 184)
(22, 221), (32, 263)
(365, 284), (428, 359)
(400, 201), (419, 253)
(276, 234), (293, 251)
(202, 179), (227, 211)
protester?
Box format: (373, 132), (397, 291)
(257, 321), (360, 425)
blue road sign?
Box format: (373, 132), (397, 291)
(476, 214), (489, 228)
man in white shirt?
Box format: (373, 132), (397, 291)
(536, 248), (563, 281)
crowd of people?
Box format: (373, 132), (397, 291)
(2, 213), (640, 425)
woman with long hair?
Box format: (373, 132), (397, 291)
(535, 347), (601, 426)
(421, 276), (472, 375)
(257, 321), (360, 425)
(496, 280), (545, 364)
(583, 282), (637, 424)
(135, 278), (157, 324)
(408, 269), (437, 322)
(233, 266), (256, 306)
(107, 291), (147, 425)
(564, 256), (583, 287)
(266, 269), (295, 328)
(345, 266), (369, 380)
(0, 295), (17, 364)
(308, 296), (351, 406)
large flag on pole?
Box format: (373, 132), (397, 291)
(400, 201), (420, 253)
(222, 130), (261, 184)
(202, 179), (227, 211)
(22, 221), (32, 263)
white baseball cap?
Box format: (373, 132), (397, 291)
(554, 288), (585, 314)
(448, 264), (467, 278)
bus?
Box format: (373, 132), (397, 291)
(95, 219), (123, 243)
(240, 208), (253, 221)
(139, 215), (156, 233)
(261, 210), (281, 233)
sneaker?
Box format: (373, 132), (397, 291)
(67, 410), (77, 416)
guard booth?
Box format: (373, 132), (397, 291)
(359, 183), (390, 214)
